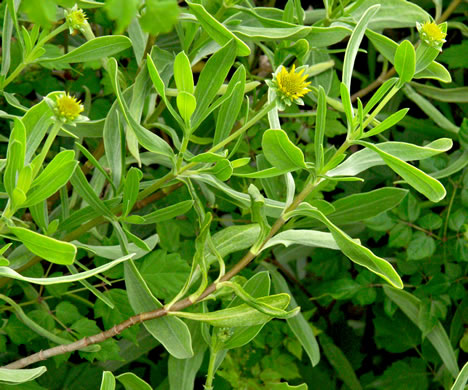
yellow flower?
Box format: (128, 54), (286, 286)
(65, 5), (88, 33)
(417, 21), (447, 50)
(54, 93), (84, 122)
(276, 65), (311, 99)
(269, 64), (311, 108)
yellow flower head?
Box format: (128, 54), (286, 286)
(417, 21), (447, 51)
(65, 5), (88, 33)
(276, 65), (311, 99)
(268, 64), (311, 108)
(54, 93), (84, 122)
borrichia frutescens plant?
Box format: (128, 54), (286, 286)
(0, 0), (465, 388)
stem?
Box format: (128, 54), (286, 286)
(209, 101), (276, 154)
(177, 133), (191, 172)
(204, 335), (219, 390)
(32, 121), (62, 178)
(362, 85), (399, 129)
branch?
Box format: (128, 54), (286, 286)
(3, 176), (323, 369)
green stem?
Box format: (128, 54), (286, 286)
(209, 101), (276, 154)
(204, 335), (219, 390)
(362, 85), (400, 128)
(32, 121), (62, 178)
(177, 132), (191, 172)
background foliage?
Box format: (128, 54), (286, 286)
(0, 0), (467, 389)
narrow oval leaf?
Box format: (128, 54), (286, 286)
(9, 226), (77, 265)
(23, 150), (78, 207)
(116, 372), (152, 390)
(262, 129), (306, 171)
(264, 263), (321, 367)
(289, 204), (403, 289)
(187, 1), (250, 56)
(262, 230), (339, 251)
(363, 108), (409, 138)
(40, 36), (132, 63)
(394, 40), (416, 84)
(329, 138), (452, 177)
(357, 141), (447, 202)
(0, 254), (135, 284)
(122, 167), (143, 217)
(176, 91), (197, 124)
(171, 294), (291, 327)
(0, 367), (47, 385)
(174, 51), (194, 94)
(193, 40), (237, 126)
(342, 5), (380, 90)
(100, 371), (116, 390)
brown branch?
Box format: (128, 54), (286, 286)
(3, 177), (322, 369)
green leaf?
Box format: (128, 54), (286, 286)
(122, 167), (143, 217)
(0, 254), (135, 284)
(324, 187), (408, 227)
(403, 84), (459, 135)
(349, 0), (429, 29)
(414, 60), (451, 83)
(9, 226), (77, 265)
(363, 108), (409, 138)
(168, 321), (207, 390)
(262, 129), (306, 171)
(41, 36), (132, 64)
(383, 286), (459, 378)
(139, 250), (190, 301)
(105, 0), (138, 33)
(288, 204), (403, 289)
(137, 200), (194, 224)
(264, 263), (320, 367)
(315, 86), (327, 171)
(116, 372), (152, 390)
(176, 91), (197, 125)
(174, 51), (194, 94)
(108, 58), (175, 161)
(214, 66), (246, 146)
(170, 294), (291, 327)
(124, 260), (193, 359)
(0, 367), (47, 385)
(100, 371), (116, 390)
(20, 0), (56, 28)
(366, 358), (428, 390)
(4, 118), (26, 198)
(218, 272), (271, 350)
(407, 232), (436, 260)
(263, 230), (339, 251)
(23, 150), (78, 207)
(342, 4), (380, 91)
(394, 40), (416, 84)
(139, 0), (180, 35)
(410, 83), (468, 103)
(319, 334), (362, 390)
(451, 362), (468, 390)
(329, 138), (452, 177)
(70, 167), (115, 219)
(356, 141), (447, 202)
(187, 1), (250, 56)
(192, 40), (237, 127)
